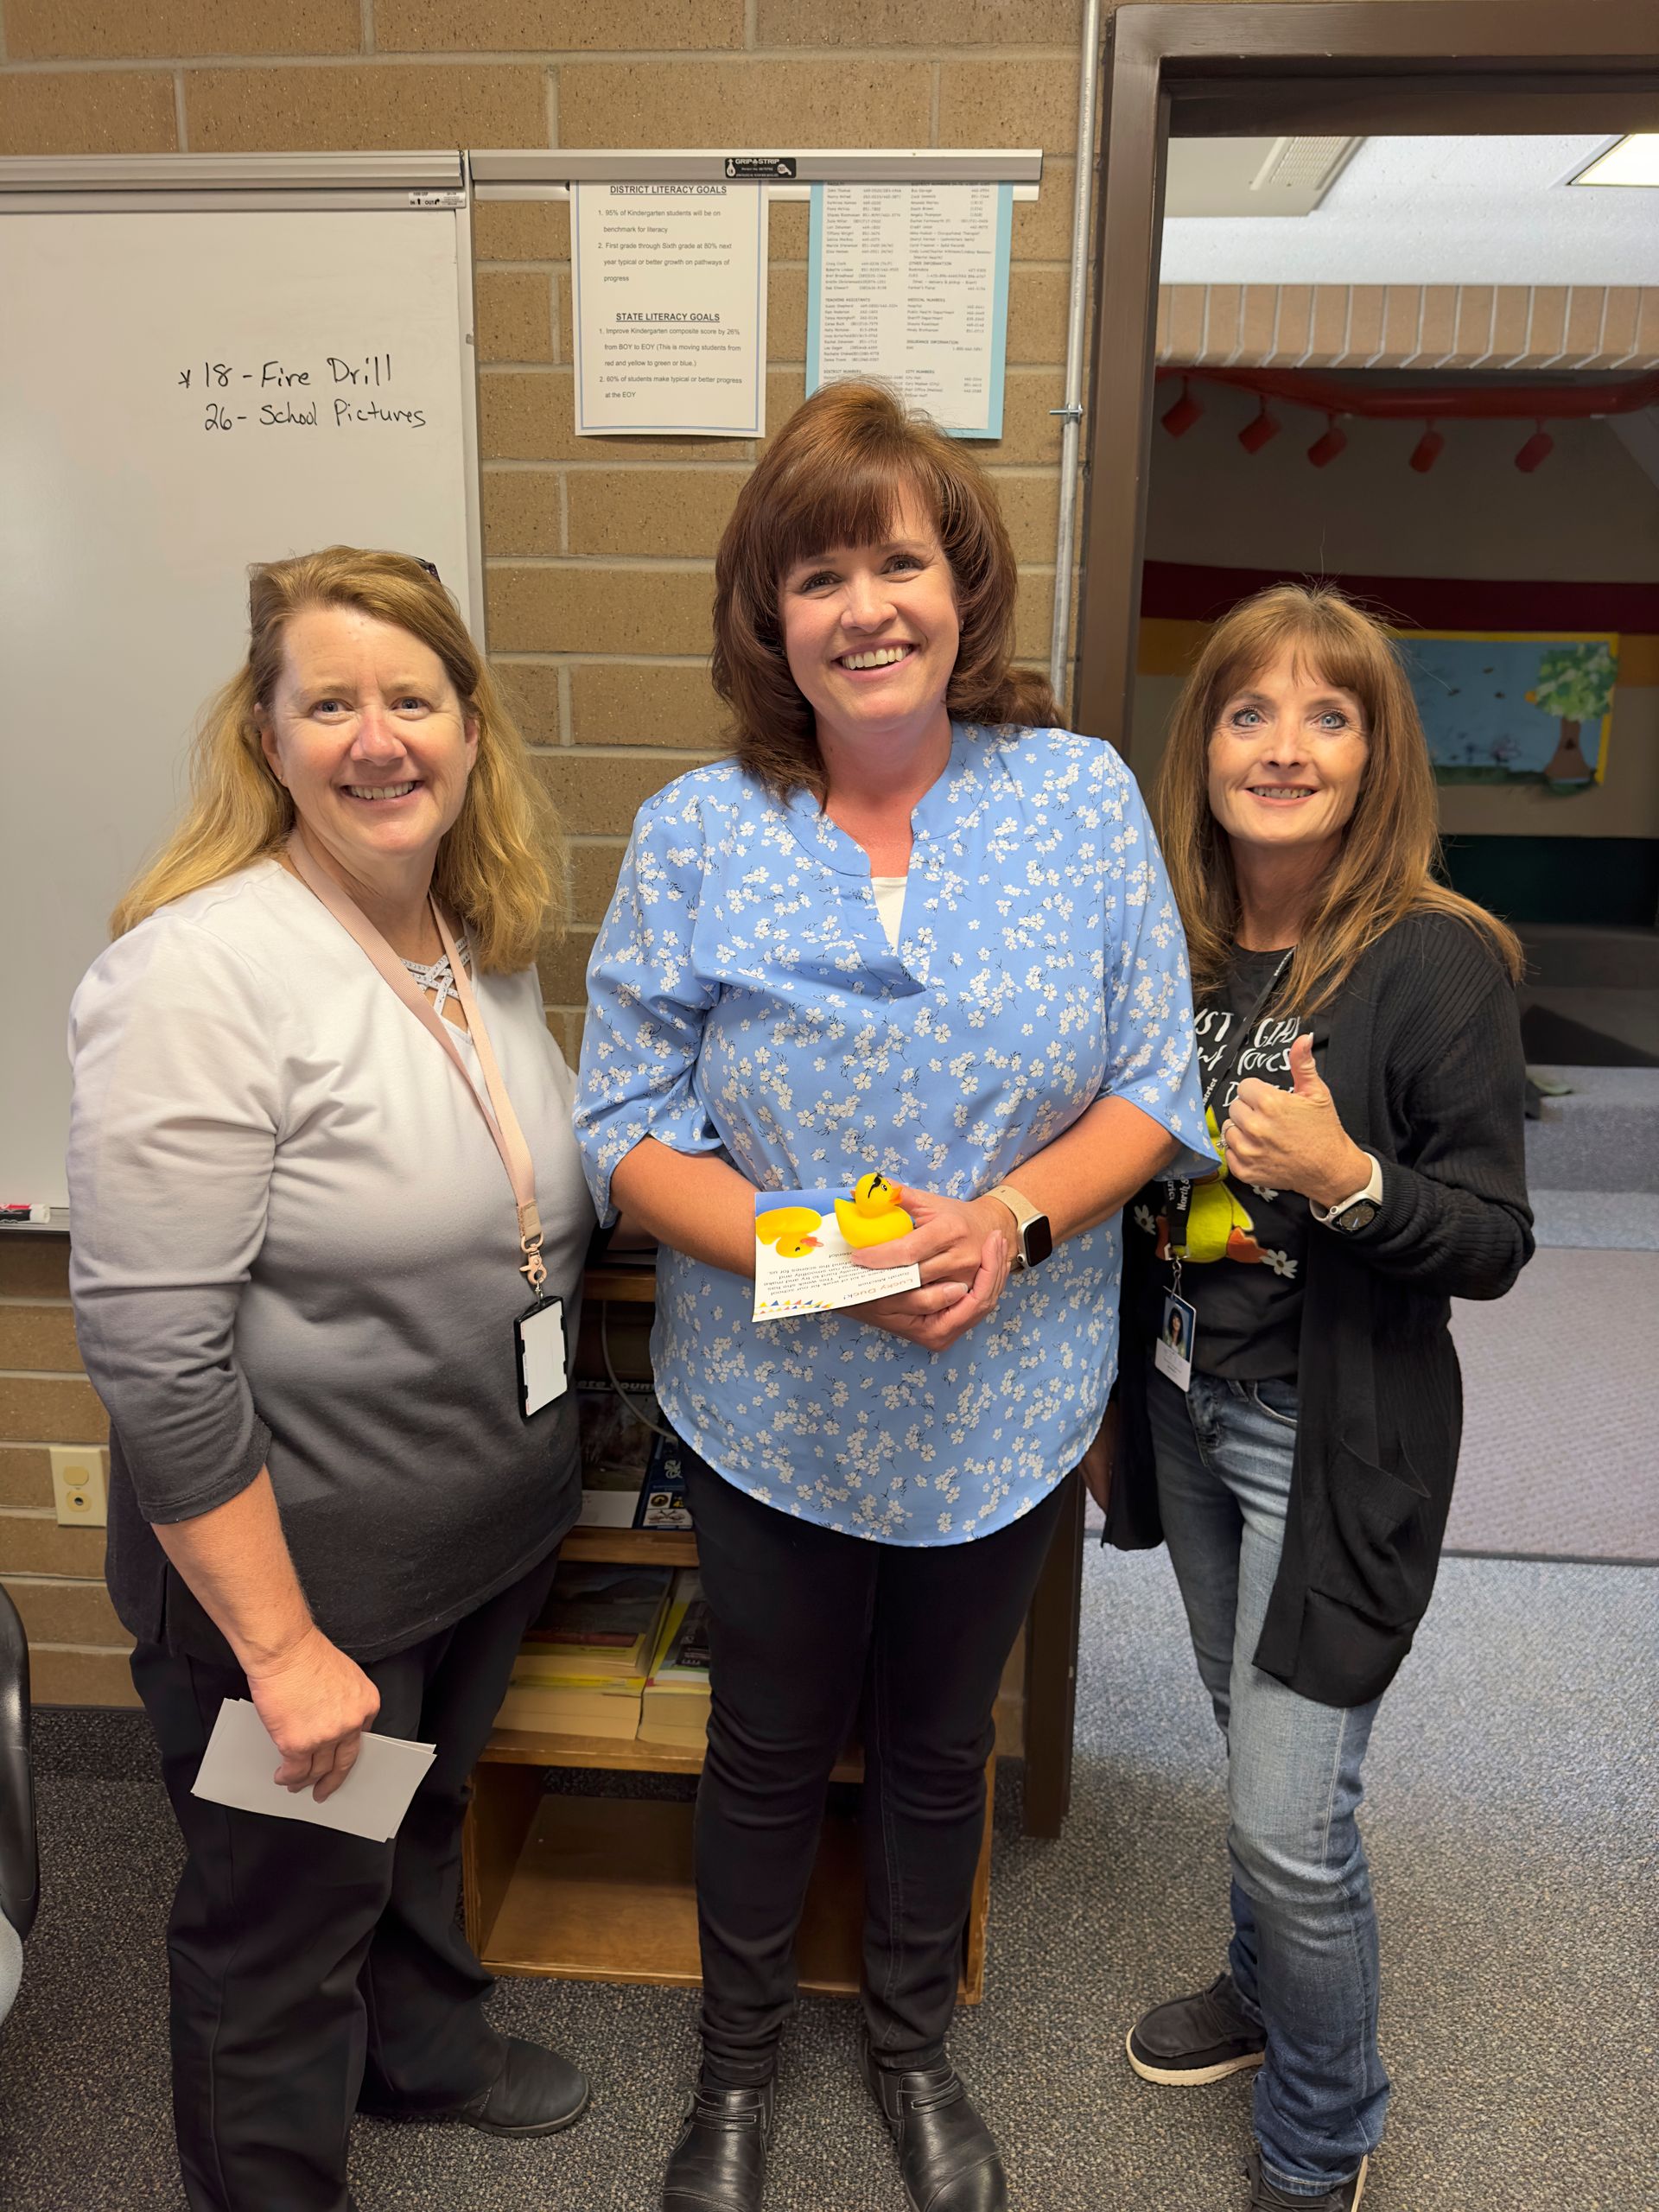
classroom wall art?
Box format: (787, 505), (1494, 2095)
(1394, 632), (1618, 787)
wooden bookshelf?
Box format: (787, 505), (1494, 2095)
(460, 1267), (1085, 1999)
(467, 1785), (990, 1999)
(582, 1265), (658, 1305)
(465, 1748), (994, 2000)
(558, 1524), (697, 1568)
(464, 1511), (1004, 2001)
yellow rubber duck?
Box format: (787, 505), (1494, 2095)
(836, 1170), (914, 1248)
(852, 1172), (895, 1217)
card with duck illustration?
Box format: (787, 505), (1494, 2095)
(753, 1175), (922, 1321)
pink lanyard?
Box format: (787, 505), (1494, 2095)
(284, 836), (548, 1298)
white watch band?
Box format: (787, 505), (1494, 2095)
(985, 1182), (1046, 1270)
(1310, 1152), (1383, 1226)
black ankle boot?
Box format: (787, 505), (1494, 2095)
(862, 2038), (1007, 2212)
(662, 2077), (775, 2212)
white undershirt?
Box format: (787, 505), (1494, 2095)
(870, 874), (907, 951)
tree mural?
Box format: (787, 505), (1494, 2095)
(1527, 642), (1618, 785)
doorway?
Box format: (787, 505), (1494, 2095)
(1074, 0), (1659, 1681)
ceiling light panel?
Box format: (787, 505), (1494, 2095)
(1569, 135), (1659, 188)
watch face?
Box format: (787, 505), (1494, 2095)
(1024, 1213), (1054, 1267)
(1338, 1199), (1378, 1231)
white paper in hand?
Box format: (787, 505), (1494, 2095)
(192, 1699), (435, 1843)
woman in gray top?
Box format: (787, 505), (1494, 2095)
(67, 547), (594, 2212)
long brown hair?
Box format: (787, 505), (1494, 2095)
(1154, 583), (1522, 1011)
(111, 546), (563, 970)
(712, 380), (1057, 798)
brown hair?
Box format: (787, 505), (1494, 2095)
(1154, 582), (1523, 1012)
(111, 546), (563, 970)
(712, 380), (1058, 797)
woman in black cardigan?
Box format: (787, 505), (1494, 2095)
(1103, 585), (1532, 2212)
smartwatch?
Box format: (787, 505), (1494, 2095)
(985, 1183), (1053, 1272)
(1311, 1153), (1383, 1234)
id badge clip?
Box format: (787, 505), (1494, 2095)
(514, 1294), (568, 1422)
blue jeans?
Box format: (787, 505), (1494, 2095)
(1149, 1368), (1389, 2196)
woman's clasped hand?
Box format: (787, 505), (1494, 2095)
(850, 1184), (1013, 1349)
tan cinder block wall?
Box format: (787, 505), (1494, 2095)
(0, 1239), (136, 1707)
(0, 0), (1100, 1701)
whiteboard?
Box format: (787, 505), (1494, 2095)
(0, 200), (480, 1205)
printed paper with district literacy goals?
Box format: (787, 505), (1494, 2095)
(572, 182), (766, 437)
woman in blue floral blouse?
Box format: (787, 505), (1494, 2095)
(575, 382), (1211, 2212)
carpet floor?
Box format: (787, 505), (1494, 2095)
(2, 1546), (1654, 2212)
(1448, 1246), (1659, 1565)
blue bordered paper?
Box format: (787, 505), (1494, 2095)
(806, 181), (1012, 439)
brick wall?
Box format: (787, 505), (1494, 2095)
(0, 0), (1089, 1700)
(0, 1239), (131, 1706)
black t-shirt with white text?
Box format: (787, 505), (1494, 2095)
(1130, 946), (1329, 1381)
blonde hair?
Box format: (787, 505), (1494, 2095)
(111, 546), (563, 971)
(1154, 583), (1522, 1013)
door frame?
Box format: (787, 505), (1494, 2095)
(1074, 0), (1659, 745)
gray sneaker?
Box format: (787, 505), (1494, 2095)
(1245, 2146), (1368, 2209)
(1125, 1971), (1267, 2086)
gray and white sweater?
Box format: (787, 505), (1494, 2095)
(67, 860), (594, 1662)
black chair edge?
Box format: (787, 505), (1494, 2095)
(0, 1583), (39, 1943)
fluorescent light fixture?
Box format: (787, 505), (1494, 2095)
(1568, 135), (1659, 188)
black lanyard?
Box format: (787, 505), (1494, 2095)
(1166, 948), (1294, 1272)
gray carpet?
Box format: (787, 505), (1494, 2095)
(3, 1546), (1655, 2212)
(1528, 1187), (1659, 1251)
(1524, 1067), (1659, 1195)
(1448, 1247), (1659, 1565)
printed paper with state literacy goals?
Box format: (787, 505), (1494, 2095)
(572, 182), (767, 438)
(753, 1185), (921, 1321)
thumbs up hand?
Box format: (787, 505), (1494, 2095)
(1287, 1032), (1326, 1099)
(1223, 1032), (1372, 1207)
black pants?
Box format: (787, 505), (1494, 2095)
(130, 1548), (563, 2212)
(683, 1452), (1071, 2087)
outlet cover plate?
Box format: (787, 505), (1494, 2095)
(49, 1446), (108, 1529)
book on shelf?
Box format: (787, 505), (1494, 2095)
(639, 1569), (713, 1750)
(494, 1676), (645, 1741)
(521, 1561), (676, 1678)
(575, 1378), (694, 1532)
(493, 1562), (674, 1738)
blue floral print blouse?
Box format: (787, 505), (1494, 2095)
(574, 722), (1213, 1546)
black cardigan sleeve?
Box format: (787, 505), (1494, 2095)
(1335, 919), (1534, 1302)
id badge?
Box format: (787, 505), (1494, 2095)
(514, 1296), (568, 1421)
(1154, 1289), (1197, 1395)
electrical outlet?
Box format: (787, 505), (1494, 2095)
(49, 1446), (107, 1529)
